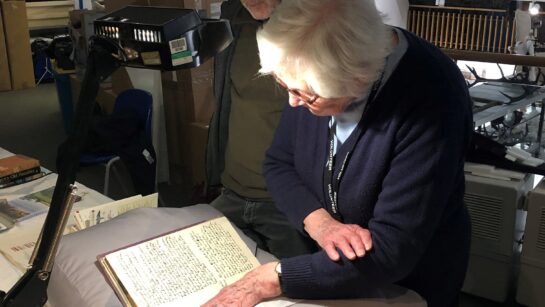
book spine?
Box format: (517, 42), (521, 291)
(0, 172), (45, 189)
(0, 167), (41, 184)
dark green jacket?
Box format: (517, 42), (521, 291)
(206, 0), (244, 188)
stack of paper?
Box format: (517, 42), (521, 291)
(0, 193), (158, 272)
(73, 193), (158, 230)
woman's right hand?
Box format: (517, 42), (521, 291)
(303, 209), (373, 261)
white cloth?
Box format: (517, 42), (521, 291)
(375, 0), (409, 29)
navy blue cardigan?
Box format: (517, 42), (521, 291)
(263, 29), (473, 307)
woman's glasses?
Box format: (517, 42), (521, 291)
(273, 74), (318, 105)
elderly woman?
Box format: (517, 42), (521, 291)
(203, 0), (472, 306)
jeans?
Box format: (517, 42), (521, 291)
(210, 188), (318, 259)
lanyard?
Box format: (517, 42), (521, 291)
(322, 76), (383, 222)
(323, 123), (359, 222)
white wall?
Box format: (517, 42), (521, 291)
(375, 0), (410, 29)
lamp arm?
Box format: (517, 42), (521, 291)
(0, 37), (121, 307)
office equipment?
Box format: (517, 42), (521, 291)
(517, 177), (545, 307)
(93, 6), (232, 71)
(462, 173), (534, 302)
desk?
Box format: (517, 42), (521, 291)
(47, 205), (426, 307)
(0, 151), (425, 307)
(0, 147), (112, 293)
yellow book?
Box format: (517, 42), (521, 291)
(0, 155), (40, 184)
(97, 216), (261, 307)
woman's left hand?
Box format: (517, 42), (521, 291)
(304, 209), (373, 261)
(201, 262), (282, 307)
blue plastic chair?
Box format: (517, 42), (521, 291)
(79, 89), (153, 196)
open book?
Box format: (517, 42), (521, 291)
(97, 216), (262, 307)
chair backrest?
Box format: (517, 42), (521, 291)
(113, 89), (153, 143)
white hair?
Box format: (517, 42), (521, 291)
(256, 0), (391, 98)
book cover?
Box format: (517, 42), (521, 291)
(0, 186), (81, 223)
(0, 199), (15, 232)
(0, 171), (46, 189)
(0, 166), (41, 184)
(0, 155), (40, 178)
(0, 195), (48, 223)
(97, 216), (262, 307)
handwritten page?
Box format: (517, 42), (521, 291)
(99, 216), (262, 307)
(0, 193), (156, 272)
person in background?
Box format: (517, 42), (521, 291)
(203, 0), (473, 306)
(206, 0), (367, 259)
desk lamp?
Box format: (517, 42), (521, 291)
(0, 6), (232, 307)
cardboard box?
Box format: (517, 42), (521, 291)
(1, 1), (35, 90)
(70, 74), (117, 115)
(208, 0), (223, 18)
(105, 0), (223, 17)
(0, 11), (11, 91)
(104, 0), (150, 13)
(187, 121), (209, 186)
(164, 119), (209, 186)
(97, 87), (117, 115)
(111, 67), (134, 95)
(164, 59), (215, 123)
(25, 0), (73, 30)
(69, 10), (106, 65)
(161, 58), (215, 185)
(149, 0), (223, 17)
(149, 0), (201, 8)
(163, 69), (214, 186)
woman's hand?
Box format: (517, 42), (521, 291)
(201, 262), (281, 307)
(304, 209), (373, 261)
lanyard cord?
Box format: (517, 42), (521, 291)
(324, 123), (357, 222)
(322, 74), (383, 222)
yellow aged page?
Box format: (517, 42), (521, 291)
(103, 216), (260, 307)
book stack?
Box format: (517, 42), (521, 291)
(0, 155), (44, 189)
(72, 193), (158, 231)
